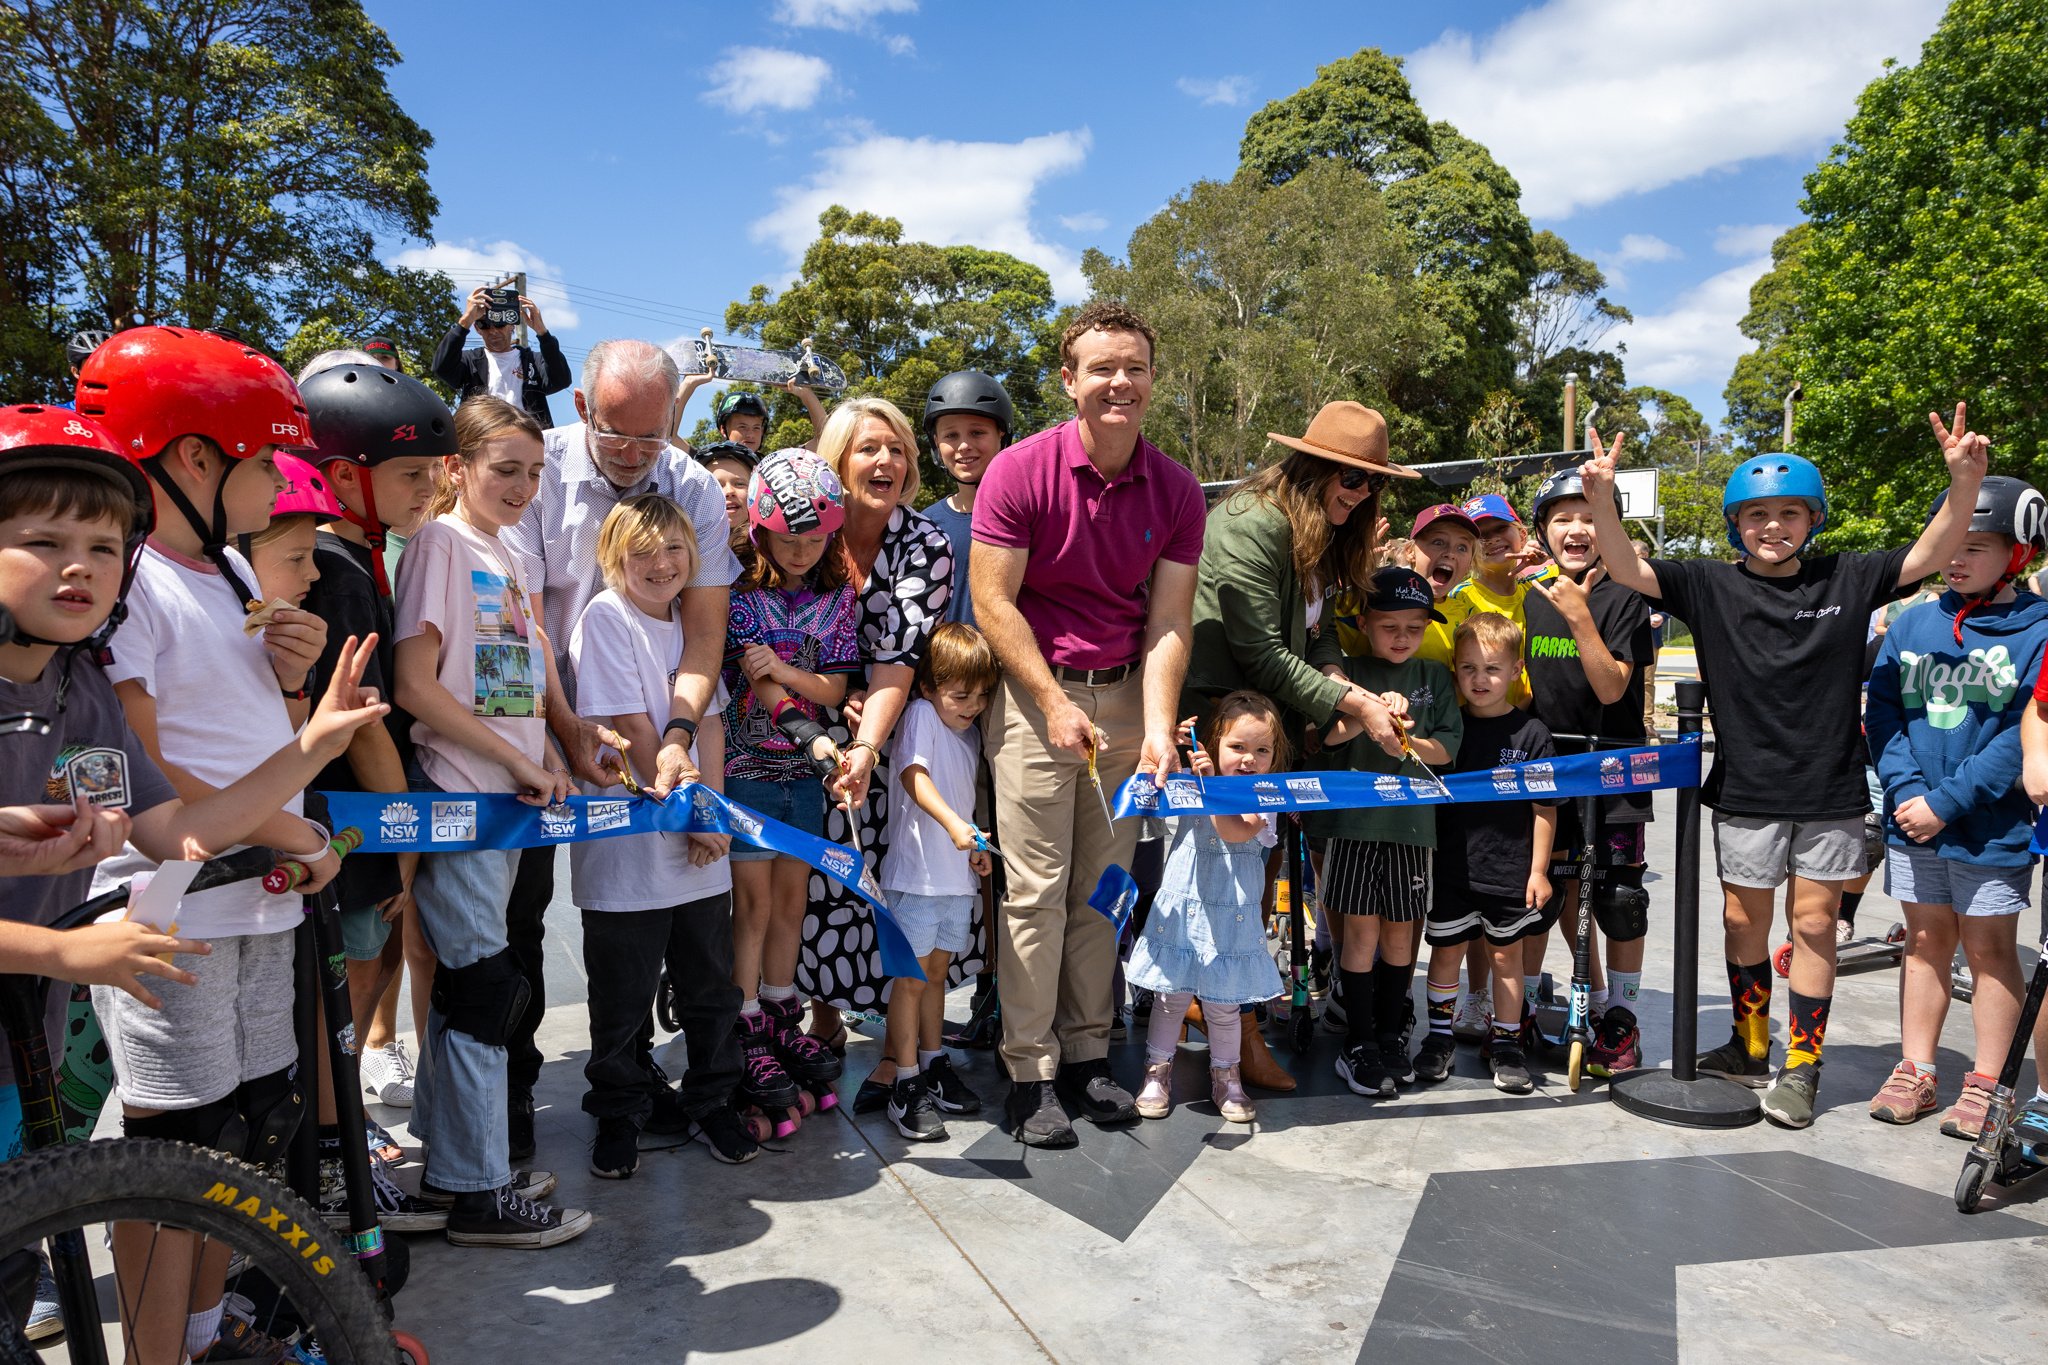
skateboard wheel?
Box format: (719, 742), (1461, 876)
(1773, 943), (1794, 978)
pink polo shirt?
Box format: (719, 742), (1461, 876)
(972, 418), (1207, 670)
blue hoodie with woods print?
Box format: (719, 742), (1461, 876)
(1866, 588), (2048, 867)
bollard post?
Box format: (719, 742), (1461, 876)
(1610, 680), (1761, 1127)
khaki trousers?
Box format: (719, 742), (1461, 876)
(986, 671), (1144, 1081)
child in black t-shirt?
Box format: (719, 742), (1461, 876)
(1416, 613), (1558, 1094)
(1581, 409), (1988, 1129)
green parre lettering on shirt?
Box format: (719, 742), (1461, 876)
(1898, 645), (2019, 730)
(1526, 633), (1580, 660)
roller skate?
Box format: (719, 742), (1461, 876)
(734, 1008), (811, 1138)
(762, 993), (843, 1117)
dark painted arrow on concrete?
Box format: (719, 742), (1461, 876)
(1360, 1149), (2041, 1364)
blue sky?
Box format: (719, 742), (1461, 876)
(372, 0), (1950, 432)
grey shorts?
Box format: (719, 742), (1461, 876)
(1712, 813), (1867, 889)
(93, 929), (298, 1111)
(1884, 844), (2031, 917)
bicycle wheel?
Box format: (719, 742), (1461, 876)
(0, 1139), (394, 1364)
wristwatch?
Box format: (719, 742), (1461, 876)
(662, 716), (699, 743)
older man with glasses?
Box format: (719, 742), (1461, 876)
(498, 338), (743, 1162)
(432, 286), (573, 429)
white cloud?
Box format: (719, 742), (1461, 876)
(754, 131), (1093, 299)
(883, 33), (914, 56)
(1176, 75), (1252, 107)
(704, 47), (833, 114)
(1406, 0), (1946, 218)
(775, 0), (916, 29)
(1713, 222), (1790, 257)
(1059, 211), (1108, 233)
(1613, 234), (1680, 265)
(1613, 246), (1774, 389)
(389, 239), (581, 330)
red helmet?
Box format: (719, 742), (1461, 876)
(73, 326), (312, 461)
(270, 452), (344, 520)
(0, 404), (152, 534)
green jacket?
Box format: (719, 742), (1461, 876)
(1301, 654), (1463, 848)
(1186, 492), (1348, 728)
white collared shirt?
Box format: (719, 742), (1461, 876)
(505, 421), (740, 705)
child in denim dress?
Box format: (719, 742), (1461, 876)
(1126, 691), (1288, 1124)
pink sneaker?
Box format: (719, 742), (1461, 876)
(1868, 1060), (1937, 1125)
(1211, 1064), (1256, 1124)
(1135, 1059), (1173, 1120)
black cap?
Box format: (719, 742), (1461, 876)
(1363, 566), (1446, 622)
(692, 439), (759, 472)
(359, 335), (397, 356)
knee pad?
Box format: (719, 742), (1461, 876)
(1591, 864), (1650, 940)
(432, 947), (532, 1047)
(124, 1093), (239, 1150)
(232, 1064), (305, 1166)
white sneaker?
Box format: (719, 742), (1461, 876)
(360, 1040), (416, 1108)
(1451, 992), (1493, 1043)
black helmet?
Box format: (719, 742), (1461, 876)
(299, 365), (456, 468)
(923, 370), (1013, 441)
(1528, 467), (1587, 555)
(1929, 474), (2048, 552)
(692, 439), (759, 472)
(715, 391), (770, 431)
(66, 327), (112, 370)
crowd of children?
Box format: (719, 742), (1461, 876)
(6, 320), (2048, 1358)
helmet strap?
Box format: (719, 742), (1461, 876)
(1951, 543), (2035, 644)
(337, 467), (392, 598)
(143, 449), (258, 608)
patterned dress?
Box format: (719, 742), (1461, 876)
(798, 505), (965, 1009)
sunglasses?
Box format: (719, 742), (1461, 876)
(1336, 467), (1392, 495)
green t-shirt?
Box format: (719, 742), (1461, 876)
(1304, 653), (1464, 847)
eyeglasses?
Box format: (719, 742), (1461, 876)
(588, 426), (668, 454)
(1337, 467), (1392, 495)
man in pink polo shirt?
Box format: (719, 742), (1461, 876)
(971, 299), (1207, 1148)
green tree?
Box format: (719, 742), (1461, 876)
(723, 207), (1061, 488)
(1081, 163), (1436, 482)
(1598, 386), (1731, 557)
(1240, 49), (1540, 462)
(278, 262), (459, 393)
(1721, 224), (1810, 454)
(1790, 0), (2048, 548)
(1, 0), (442, 393)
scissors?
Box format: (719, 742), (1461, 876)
(1085, 726), (1116, 825)
(1396, 718), (1453, 800)
(969, 827), (1012, 871)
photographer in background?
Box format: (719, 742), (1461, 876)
(432, 285), (572, 429)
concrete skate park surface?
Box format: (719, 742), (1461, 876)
(379, 789), (2048, 1364)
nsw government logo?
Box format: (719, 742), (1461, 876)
(589, 800), (631, 833)
(1253, 779), (1286, 808)
(1491, 766), (1521, 795)
(1373, 775), (1408, 802)
(1599, 756), (1625, 789)
(1285, 776), (1328, 804)
(430, 800), (476, 843)
(379, 801), (419, 843)
(539, 803), (578, 839)
(822, 846), (856, 880)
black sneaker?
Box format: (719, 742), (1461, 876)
(1413, 1032), (1458, 1083)
(1487, 1039), (1534, 1094)
(1336, 1041), (1395, 1097)
(1055, 1057), (1138, 1126)
(888, 1074), (948, 1142)
(851, 1075), (893, 1114)
(446, 1185), (592, 1248)
(591, 1117), (639, 1180)
(689, 1105), (761, 1164)
(1696, 1033), (1772, 1088)
(924, 1055), (983, 1114)
(1007, 1078), (1077, 1149)
(419, 1169), (557, 1209)
(508, 1088), (537, 1163)
(646, 1085), (692, 1136)
(317, 1149), (449, 1232)
(1379, 1030), (1417, 1087)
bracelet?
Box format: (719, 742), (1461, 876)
(280, 819), (332, 862)
(772, 697), (802, 723)
(842, 739), (879, 762)
(281, 682), (310, 701)
(662, 715), (699, 742)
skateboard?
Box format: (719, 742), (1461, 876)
(1774, 923), (1905, 978)
(671, 328), (848, 393)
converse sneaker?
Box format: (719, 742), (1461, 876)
(923, 1054), (983, 1115)
(25, 1250), (60, 1342)
(419, 1168), (557, 1209)
(193, 1309), (304, 1361)
(445, 1185), (593, 1248)
(888, 1073), (947, 1142)
(591, 1117), (639, 1180)
(359, 1040), (416, 1108)
(318, 1148), (449, 1233)
(1868, 1060), (1937, 1125)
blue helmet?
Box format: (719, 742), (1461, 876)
(1723, 452), (1826, 552)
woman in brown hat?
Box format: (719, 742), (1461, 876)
(1166, 401), (1419, 1090)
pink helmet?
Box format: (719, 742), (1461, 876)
(748, 449), (845, 538)
(271, 452), (343, 520)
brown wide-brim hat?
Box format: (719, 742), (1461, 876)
(1267, 401), (1419, 478)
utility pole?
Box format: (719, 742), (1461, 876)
(1563, 371), (1578, 451)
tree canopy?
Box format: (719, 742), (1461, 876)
(1721, 224), (1810, 456)
(0, 0), (449, 398)
(1788, 0), (2048, 546)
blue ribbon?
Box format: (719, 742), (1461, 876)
(1088, 863), (1141, 933)
(317, 784), (925, 980)
(1112, 736), (1701, 819)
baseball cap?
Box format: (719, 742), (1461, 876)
(1461, 493), (1521, 528)
(1410, 503), (1479, 540)
(1362, 566), (1447, 622)
(359, 335), (397, 357)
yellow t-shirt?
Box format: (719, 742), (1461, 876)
(1335, 570), (1545, 700)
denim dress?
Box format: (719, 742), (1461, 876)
(1125, 815), (1286, 1006)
